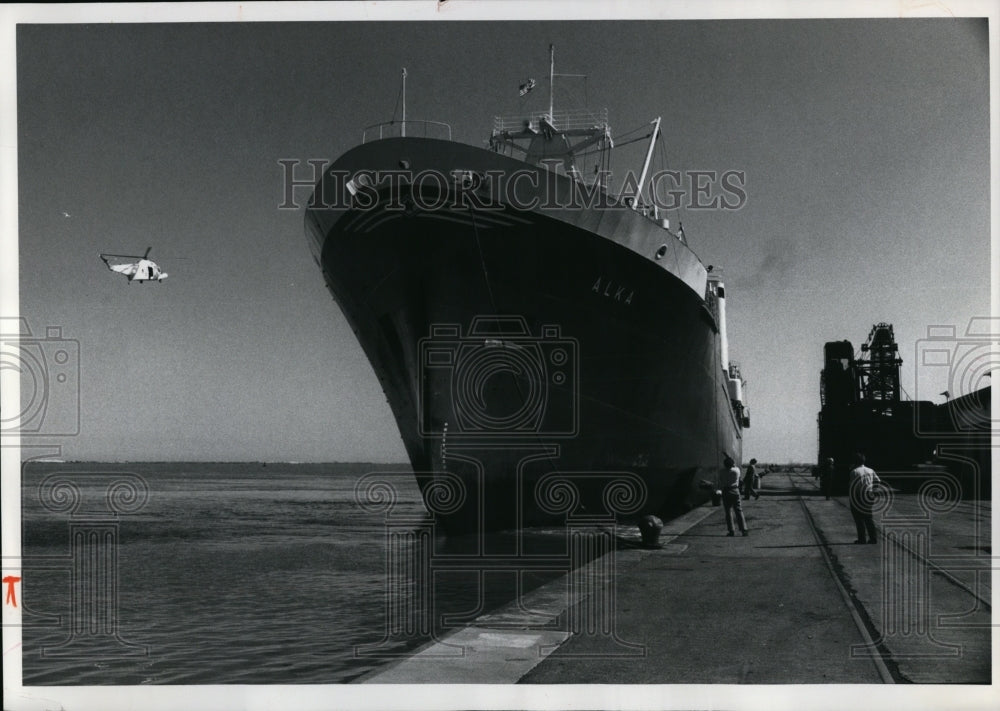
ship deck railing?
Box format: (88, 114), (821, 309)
(362, 120), (453, 143)
(493, 108), (608, 134)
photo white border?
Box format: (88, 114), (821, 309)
(2, 2), (997, 710)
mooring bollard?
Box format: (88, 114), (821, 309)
(638, 514), (663, 548)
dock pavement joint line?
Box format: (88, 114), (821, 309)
(360, 503), (719, 683)
(794, 476), (895, 684)
(796, 472), (994, 611)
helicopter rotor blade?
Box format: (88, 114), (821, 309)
(100, 252), (147, 260)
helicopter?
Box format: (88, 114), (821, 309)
(99, 247), (168, 283)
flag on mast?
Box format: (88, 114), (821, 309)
(518, 78), (536, 96)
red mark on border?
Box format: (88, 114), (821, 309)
(3, 576), (21, 607)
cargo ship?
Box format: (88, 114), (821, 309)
(305, 50), (749, 532)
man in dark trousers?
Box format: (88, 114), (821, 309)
(848, 452), (882, 544)
(718, 455), (748, 536)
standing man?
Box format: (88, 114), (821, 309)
(743, 458), (760, 500)
(819, 457), (835, 500)
(849, 452), (882, 544)
(718, 455), (748, 537)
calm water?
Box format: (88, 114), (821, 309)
(19, 462), (567, 684)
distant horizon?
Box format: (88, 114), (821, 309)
(21, 378), (991, 466)
(21, 458), (413, 465)
(18, 458), (827, 467)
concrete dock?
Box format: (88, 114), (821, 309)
(360, 469), (992, 685)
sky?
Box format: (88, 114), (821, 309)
(3, 7), (994, 464)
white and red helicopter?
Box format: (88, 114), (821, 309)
(99, 248), (168, 283)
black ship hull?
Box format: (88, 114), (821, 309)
(306, 138), (744, 532)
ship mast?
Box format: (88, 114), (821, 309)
(548, 44), (555, 120)
(401, 67), (407, 137)
(490, 44), (610, 178)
